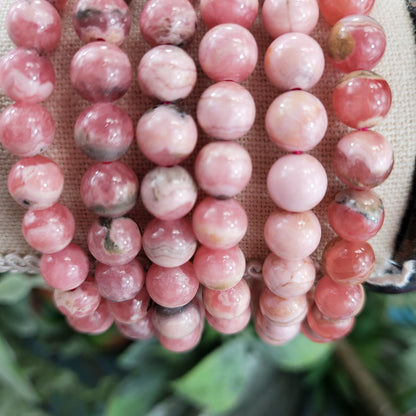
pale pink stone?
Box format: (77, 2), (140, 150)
(136, 104), (197, 166)
(8, 156), (64, 210)
(265, 90), (327, 152)
(255, 311), (301, 345)
(6, 0), (62, 53)
(264, 32), (324, 91)
(192, 197), (248, 250)
(139, 0), (197, 47)
(194, 141), (252, 198)
(264, 210), (321, 260)
(0, 47), (55, 103)
(140, 166), (197, 221)
(137, 45), (197, 102)
(115, 310), (156, 340)
(198, 23), (258, 82)
(88, 217), (142, 266)
(143, 217), (197, 267)
(267, 154), (327, 212)
(200, 0), (259, 29)
(107, 287), (151, 323)
(196, 81), (256, 140)
(319, 0), (375, 26)
(40, 243), (89, 290)
(22, 203), (75, 254)
(206, 306), (251, 334)
(158, 319), (204, 352)
(0, 103), (55, 157)
(262, 0), (319, 38)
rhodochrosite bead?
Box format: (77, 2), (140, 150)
(198, 23), (258, 82)
(264, 32), (324, 91)
(8, 156), (64, 210)
(70, 41), (132, 102)
(88, 217), (142, 266)
(262, 0), (319, 38)
(116, 310), (155, 340)
(158, 320), (204, 352)
(196, 81), (256, 140)
(6, 0), (62, 53)
(80, 161), (138, 217)
(255, 312), (300, 345)
(136, 104), (198, 167)
(265, 90), (327, 152)
(333, 130), (393, 190)
(206, 306), (251, 334)
(22, 203), (75, 254)
(328, 189), (384, 242)
(139, 0), (197, 47)
(137, 45), (197, 102)
(0, 103), (55, 157)
(319, 0), (375, 26)
(73, 0), (131, 45)
(0, 47), (55, 103)
(74, 103), (134, 161)
(40, 243), (89, 290)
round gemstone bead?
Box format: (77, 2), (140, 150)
(70, 41), (132, 102)
(80, 161), (138, 218)
(333, 130), (394, 190)
(137, 45), (197, 102)
(255, 311), (300, 345)
(0, 103), (55, 157)
(88, 217), (142, 266)
(267, 154), (327, 212)
(206, 306), (251, 335)
(198, 23), (258, 82)
(116, 311), (155, 340)
(0, 47), (55, 103)
(265, 90), (327, 152)
(8, 156), (64, 210)
(264, 32), (324, 91)
(319, 0), (375, 26)
(140, 166), (197, 221)
(301, 318), (333, 343)
(74, 103), (133, 162)
(328, 188), (384, 242)
(139, 0), (197, 47)
(136, 104), (197, 167)
(262, 0), (319, 38)
(6, 0), (62, 53)
(333, 70), (392, 129)
(22, 203), (75, 254)
(194, 141), (252, 198)
(264, 210), (321, 260)
(73, 0), (131, 45)
(157, 319), (204, 352)
(196, 81), (256, 140)
(192, 197), (248, 250)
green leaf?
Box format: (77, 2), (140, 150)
(0, 274), (46, 304)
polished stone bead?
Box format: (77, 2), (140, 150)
(115, 311), (156, 340)
(319, 0), (375, 26)
(255, 310), (300, 345)
(206, 306), (251, 334)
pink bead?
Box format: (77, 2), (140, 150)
(88, 217), (142, 266)
(136, 104), (197, 166)
(46, 0), (68, 11)
(6, 0), (62, 53)
(255, 311), (300, 345)
(267, 154), (327, 212)
(264, 32), (324, 91)
(333, 130), (393, 190)
(140, 166), (197, 221)
(264, 210), (321, 260)
(0, 103), (55, 157)
(262, 0), (319, 38)
(73, 0), (131, 45)
(301, 318), (333, 343)
(137, 45), (197, 102)
(198, 23), (258, 82)
(71, 41), (132, 102)
(192, 197), (248, 250)
(333, 70), (392, 129)
(196, 81), (256, 140)
(328, 188), (384, 242)
(143, 217), (197, 268)
(206, 306), (251, 335)
(200, 0), (259, 29)
(158, 320), (203, 352)
(265, 90), (327, 152)
(115, 308), (155, 339)
(22, 203), (75, 254)
(193, 245), (246, 290)
(8, 156), (64, 210)
(0, 47), (55, 103)
(40, 243), (89, 290)
(80, 161), (138, 218)
(262, 253), (316, 298)
(139, 0), (197, 47)
(319, 0), (375, 26)
(194, 141), (252, 198)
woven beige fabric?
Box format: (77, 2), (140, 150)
(0, 0), (415, 275)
